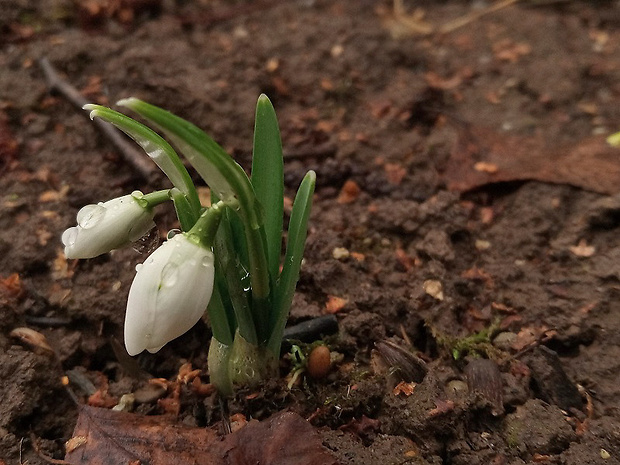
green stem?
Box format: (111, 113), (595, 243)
(188, 200), (226, 249)
(140, 189), (171, 207)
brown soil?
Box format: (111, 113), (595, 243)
(2, 1), (620, 464)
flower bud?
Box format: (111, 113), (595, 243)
(124, 233), (215, 356)
(61, 194), (155, 259)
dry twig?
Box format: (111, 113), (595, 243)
(440, 0), (521, 34)
(39, 58), (158, 183)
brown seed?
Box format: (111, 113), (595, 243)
(465, 358), (504, 416)
(9, 327), (54, 355)
(307, 345), (331, 379)
(375, 340), (427, 383)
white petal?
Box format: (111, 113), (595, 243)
(62, 194), (155, 259)
(124, 234), (215, 356)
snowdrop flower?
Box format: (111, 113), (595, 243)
(124, 233), (215, 356)
(62, 193), (155, 259)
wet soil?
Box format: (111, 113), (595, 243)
(1, 0), (620, 463)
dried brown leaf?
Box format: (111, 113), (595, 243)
(65, 407), (339, 465)
(444, 128), (620, 195)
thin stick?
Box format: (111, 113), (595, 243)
(440, 0), (521, 34)
(39, 57), (158, 183)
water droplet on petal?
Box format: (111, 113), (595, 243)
(131, 190), (144, 200)
(160, 263), (179, 287)
(167, 228), (181, 240)
(77, 204), (105, 229)
(201, 256), (211, 267)
(62, 228), (78, 247)
(135, 263), (143, 272)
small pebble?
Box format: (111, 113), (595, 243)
(332, 247), (350, 260)
(423, 280), (444, 301)
(445, 379), (469, 399)
(475, 239), (491, 250)
(493, 331), (517, 351)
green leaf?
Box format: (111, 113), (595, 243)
(251, 95), (284, 283)
(267, 170), (316, 355)
(83, 104), (201, 218)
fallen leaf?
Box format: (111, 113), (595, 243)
(474, 161), (498, 173)
(0, 273), (23, 298)
(392, 381), (416, 396)
(493, 39), (531, 63)
(325, 295), (348, 314)
(444, 127), (620, 195)
(337, 179), (361, 204)
(65, 408), (339, 465)
(424, 71), (462, 90)
(39, 184), (70, 202)
(569, 239), (595, 257)
(461, 267), (494, 287)
(428, 399), (455, 417)
(395, 248), (413, 271)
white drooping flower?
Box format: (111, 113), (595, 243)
(124, 233), (215, 356)
(62, 193), (155, 259)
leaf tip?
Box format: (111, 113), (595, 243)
(117, 97), (140, 109)
(82, 103), (98, 121)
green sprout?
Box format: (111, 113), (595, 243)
(61, 95), (316, 395)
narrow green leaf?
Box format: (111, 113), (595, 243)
(251, 95), (283, 283)
(267, 170), (316, 355)
(83, 104), (201, 218)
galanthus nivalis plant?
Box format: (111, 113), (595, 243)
(62, 95), (315, 395)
